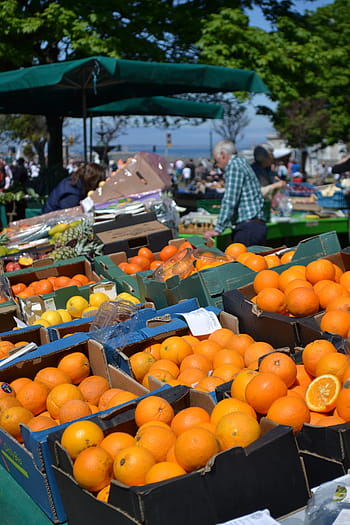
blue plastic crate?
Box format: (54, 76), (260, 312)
(288, 182), (317, 197)
(316, 190), (350, 209)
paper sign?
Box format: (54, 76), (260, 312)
(180, 308), (221, 336)
(333, 509), (350, 524)
(218, 509), (279, 525)
(90, 281), (117, 300)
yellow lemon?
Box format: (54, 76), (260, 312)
(89, 292), (110, 308)
(63, 333), (74, 338)
(48, 223), (68, 236)
(66, 295), (89, 318)
(32, 319), (50, 328)
(116, 292), (141, 305)
(40, 310), (63, 326)
(56, 309), (72, 323)
(82, 306), (98, 317)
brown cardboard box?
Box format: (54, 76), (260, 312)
(90, 152), (172, 205)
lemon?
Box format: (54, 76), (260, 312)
(48, 223), (68, 236)
(56, 309), (72, 323)
(40, 310), (63, 326)
(32, 319), (50, 328)
(66, 295), (89, 318)
(116, 292), (141, 305)
(89, 292), (110, 308)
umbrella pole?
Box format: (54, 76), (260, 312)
(82, 89), (87, 161)
(89, 117), (93, 162)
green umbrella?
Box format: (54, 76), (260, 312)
(87, 96), (224, 119)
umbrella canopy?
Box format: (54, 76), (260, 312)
(87, 96), (224, 119)
(0, 56), (269, 116)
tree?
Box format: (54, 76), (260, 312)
(0, 115), (48, 167)
(210, 95), (250, 143)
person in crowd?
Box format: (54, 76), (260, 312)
(42, 162), (106, 214)
(203, 139), (267, 246)
(66, 158), (76, 174)
(0, 157), (12, 190)
(251, 145), (286, 201)
(8, 157), (29, 220)
(277, 161), (288, 181)
(331, 153), (350, 177)
(182, 165), (191, 187)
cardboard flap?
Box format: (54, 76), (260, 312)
(293, 231), (341, 261)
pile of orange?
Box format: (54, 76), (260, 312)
(224, 242), (294, 270)
(247, 258), (350, 329)
(0, 350), (140, 442)
(62, 393), (262, 497)
(12, 274), (96, 299)
(0, 339), (29, 361)
(129, 327), (275, 391)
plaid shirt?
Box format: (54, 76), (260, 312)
(215, 154), (265, 234)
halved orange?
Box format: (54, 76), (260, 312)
(305, 374), (341, 413)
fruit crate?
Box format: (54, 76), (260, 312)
(288, 182), (317, 197)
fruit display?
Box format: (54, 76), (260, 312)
(0, 339), (29, 361)
(11, 273), (96, 300)
(47, 219), (104, 261)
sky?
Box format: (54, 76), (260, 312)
(67, 0), (332, 157)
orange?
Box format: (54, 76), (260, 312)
(11, 283), (26, 295)
(305, 259), (336, 284)
(305, 374), (341, 413)
(244, 254), (268, 272)
(245, 372), (288, 415)
(106, 390), (138, 409)
(61, 420), (104, 459)
(210, 397), (256, 427)
(315, 415), (346, 426)
(143, 343), (161, 360)
(181, 335), (200, 349)
(46, 383), (84, 419)
(27, 415), (58, 431)
(180, 353), (212, 374)
(134, 395), (174, 427)
(264, 254), (281, 268)
(316, 282), (349, 310)
(215, 411), (261, 450)
(98, 388), (123, 411)
(224, 242), (247, 259)
(78, 375), (110, 406)
(320, 310), (350, 338)
(284, 279), (313, 296)
(72, 274), (89, 285)
(313, 279), (335, 296)
(176, 367), (207, 387)
(315, 352), (350, 380)
(135, 424), (176, 462)
(326, 296), (350, 313)
(213, 364), (242, 382)
(0, 406), (34, 441)
(236, 252), (253, 265)
(293, 364), (313, 388)
(230, 368), (259, 402)
(170, 407), (210, 436)
(57, 351), (90, 384)
(0, 396), (22, 415)
(255, 287), (287, 314)
(211, 348), (243, 371)
(142, 368), (176, 389)
(280, 250), (295, 264)
(266, 395), (310, 433)
(113, 445), (156, 486)
(159, 336), (193, 364)
(193, 339), (222, 363)
(174, 427), (219, 472)
(16, 381), (49, 416)
(129, 351), (156, 382)
(259, 351), (297, 388)
(34, 367), (72, 391)
(159, 244), (178, 261)
(96, 484), (110, 502)
(58, 399), (92, 424)
(73, 446), (113, 492)
(302, 339), (337, 377)
(244, 341), (274, 368)
(286, 287), (320, 317)
(145, 461), (186, 484)
(253, 270), (280, 294)
(149, 260), (162, 270)
(208, 327), (237, 349)
(339, 271), (350, 292)
(149, 359), (180, 379)
(36, 279), (54, 294)
(194, 376), (224, 392)
(129, 255), (150, 270)
(138, 247), (155, 262)
(227, 333), (255, 357)
(9, 377), (32, 395)
(100, 432), (135, 459)
(54, 276), (72, 289)
(336, 381), (350, 421)
(279, 268), (305, 292)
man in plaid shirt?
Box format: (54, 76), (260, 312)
(203, 139), (267, 246)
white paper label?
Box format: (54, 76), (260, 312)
(181, 308), (222, 336)
(43, 297), (57, 311)
(90, 281), (117, 300)
(332, 509), (350, 524)
(218, 509), (279, 525)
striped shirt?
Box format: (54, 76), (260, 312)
(215, 154), (265, 234)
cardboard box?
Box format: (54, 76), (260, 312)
(0, 335), (149, 522)
(0, 299), (21, 332)
(0, 324), (48, 346)
(6, 256), (99, 282)
(90, 152), (172, 205)
(48, 386), (310, 525)
(94, 212), (173, 257)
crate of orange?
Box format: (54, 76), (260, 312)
(0, 333), (150, 522)
(46, 384), (309, 525)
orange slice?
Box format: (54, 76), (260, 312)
(305, 374), (341, 413)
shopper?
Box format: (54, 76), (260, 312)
(42, 162), (106, 213)
(203, 139), (266, 246)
